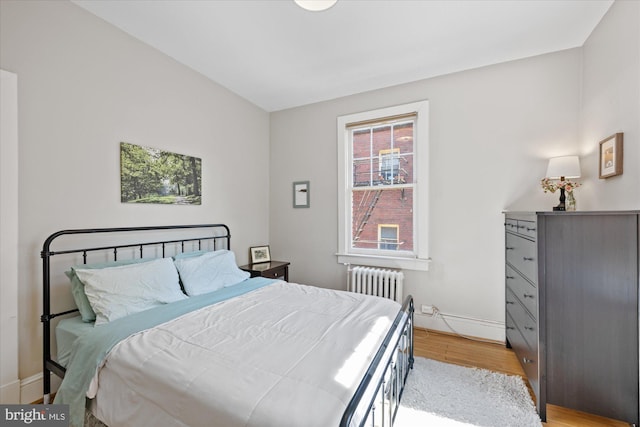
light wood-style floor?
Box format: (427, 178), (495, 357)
(414, 328), (630, 427)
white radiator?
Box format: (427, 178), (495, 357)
(349, 266), (404, 303)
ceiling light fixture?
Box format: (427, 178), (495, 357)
(294, 0), (337, 12)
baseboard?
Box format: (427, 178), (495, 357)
(414, 311), (506, 343)
(0, 379), (21, 404)
(20, 372), (61, 404)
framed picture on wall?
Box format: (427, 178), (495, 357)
(120, 142), (202, 204)
(249, 245), (271, 264)
(599, 133), (623, 179)
(293, 181), (310, 208)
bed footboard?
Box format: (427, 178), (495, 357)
(340, 295), (414, 427)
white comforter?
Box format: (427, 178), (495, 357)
(90, 280), (400, 427)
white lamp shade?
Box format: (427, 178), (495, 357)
(546, 155), (581, 179)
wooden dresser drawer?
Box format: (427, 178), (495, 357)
(516, 219), (537, 240)
(505, 217), (537, 240)
(506, 265), (537, 319)
(506, 310), (539, 397)
(506, 232), (537, 283)
(506, 287), (538, 351)
(505, 218), (519, 233)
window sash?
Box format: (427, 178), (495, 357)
(349, 117), (415, 255)
(350, 120), (415, 188)
(350, 186), (414, 256)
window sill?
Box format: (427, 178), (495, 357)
(336, 253), (430, 271)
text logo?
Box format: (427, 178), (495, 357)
(1, 405), (68, 426)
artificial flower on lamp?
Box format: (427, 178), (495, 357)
(541, 155), (581, 211)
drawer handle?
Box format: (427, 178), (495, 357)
(523, 257), (535, 262)
(506, 246), (515, 251)
(523, 293), (534, 299)
(522, 357), (534, 364)
(506, 300), (515, 305)
(526, 227), (536, 232)
(524, 326), (535, 331)
(506, 275), (515, 280)
(506, 326), (515, 330)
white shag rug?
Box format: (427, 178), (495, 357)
(396, 357), (542, 427)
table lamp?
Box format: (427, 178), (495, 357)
(546, 156), (581, 211)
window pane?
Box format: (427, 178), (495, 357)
(372, 126), (391, 185)
(351, 188), (413, 251)
(353, 129), (372, 187)
(394, 123), (414, 184)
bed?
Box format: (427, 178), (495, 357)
(41, 224), (414, 427)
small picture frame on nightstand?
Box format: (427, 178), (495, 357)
(249, 245), (271, 264)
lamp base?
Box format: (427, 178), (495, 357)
(553, 188), (566, 211)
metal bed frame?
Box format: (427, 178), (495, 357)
(41, 224), (414, 427)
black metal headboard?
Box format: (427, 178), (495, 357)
(40, 223), (230, 402)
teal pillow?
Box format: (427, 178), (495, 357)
(65, 258), (154, 322)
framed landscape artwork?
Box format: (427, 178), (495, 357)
(120, 142), (202, 205)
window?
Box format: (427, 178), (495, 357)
(337, 101), (429, 271)
(378, 225), (399, 250)
(378, 148), (400, 181)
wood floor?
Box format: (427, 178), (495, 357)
(414, 328), (630, 427)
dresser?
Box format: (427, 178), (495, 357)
(504, 211), (639, 426)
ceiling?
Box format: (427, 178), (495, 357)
(71, 0), (613, 112)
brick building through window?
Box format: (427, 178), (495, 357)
(351, 120), (414, 251)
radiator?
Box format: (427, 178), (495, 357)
(349, 266), (404, 303)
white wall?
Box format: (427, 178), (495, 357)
(270, 49), (583, 339)
(0, 69), (20, 404)
(0, 0), (270, 395)
(270, 0), (640, 340)
(579, 0), (640, 210)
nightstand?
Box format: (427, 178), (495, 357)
(239, 261), (289, 281)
